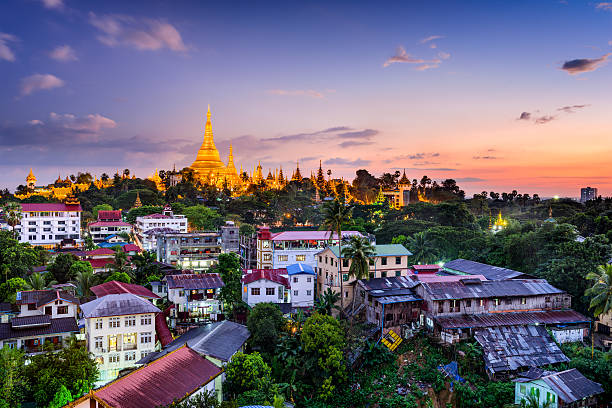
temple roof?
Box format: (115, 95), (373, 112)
(190, 106), (226, 175)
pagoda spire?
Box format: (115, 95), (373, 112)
(133, 191), (142, 208)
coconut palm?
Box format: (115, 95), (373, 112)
(519, 394), (552, 408)
(315, 288), (341, 316)
(2, 202), (22, 238)
(342, 235), (376, 321)
(25, 272), (56, 290)
(72, 269), (99, 298)
(106, 248), (133, 278)
(585, 263), (612, 317)
(321, 199), (353, 312)
(407, 231), (439, 265)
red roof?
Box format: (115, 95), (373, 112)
(87, 259), (115, 269)
(88, 221), (132, 227)
(94, 346), (221, 408)
(436, 310), (590, 329)
(20, 203), (82, 212)
(412, 264), (441, 273)
(98, 210), (122, 221)
(85, 248), (116, 256)
(155, 313), (173, 347)
(271, 230), (362, 241)
(121, 244), (142, 253)
(242, 269), (289, 287)
(91, 281), (159, 299)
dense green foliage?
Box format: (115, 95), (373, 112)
(224, 352), (272, 399)
(247, 303), (286, 355)
(215, 253), (242, 315)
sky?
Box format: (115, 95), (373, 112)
(1, 0), (612, 197)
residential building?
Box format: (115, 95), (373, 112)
(15, 202), (82, 249)
(81, 293), (161, 384)
(241, 268), (290, 307)
(220, 220), (239, 253)
(134, 205), (188, 251)
(79, 247), (117, 273)
(91, 280), (160, 301)
(353, 276), (422, 336)
(317, 244), (413, 305)
(164, 273), (225, 327)
(0, 289), (79, 353)
(514, 368), (604, 408)
(157, 231), (222, 272)
(442, 259), (535, 280)
(239, 229), (257, 269)
(413, 276), (589, 344)
(66, 345), (223, 408)
(580, 187), (598, 203)
(256, 227), (367, 270)
(286, 263), (316, 308)
(88, 210), (132, 243)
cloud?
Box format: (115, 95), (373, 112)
(557, 104), (589, 113)
(261, 126), (377, 144)
(518, 104), (589, 124)
(518, 112), (531, 120)
(420, 35), (445, 44)
(595, 2), (612, 11)
(41, 0), (63, 9)
(48, 112), (117, 133)
(338, 140), (374, 148)
(267, 89), (327, 98)
(20, 74), (65, 96)
(383, 46), (426, 67)
(561, 53), (611, 74)
(438, 52), (451, 60)
(534, 115), (556, 124)
(455, 177), (485, 182)
(395, 152), (440, 160)
(324, 157), (371, 166)
(0, 33), (18, 62)
(89, 13), (187, 52)
(337, 129), (378, 139)
(473, 156), (498, 160)
(49, 45), (77, 61)
(261, 127), (349, 143)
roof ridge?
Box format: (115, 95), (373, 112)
(191, 322), (223, 350)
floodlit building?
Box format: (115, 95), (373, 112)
(156, 231), (222, 272)
(81, 293), (161, 384)
(580, 186), (598, 203)
(15, 202), (82, 248)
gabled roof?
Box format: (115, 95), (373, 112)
(419, 279), (564, 300)
(84, 248), (116, 256)
(242, 269), (289, 287)
(328, 244), (412, 258)
(435, 309), (590, 330)
(93, 345), (222, 408)
(286, 263), (316, 276)
(164, 273), (225, 290)
(88, 221), (132, 227)
(475, 325), (569, 374)
(534, 369), (604, 403)
(121, 244), (141, 253)
(97, 210), (122, 221)
(91, 281), (159, 299)
(20, 203), (82, 212)
(87, 258), (115, 269)
(81, 293), (160, 318)
(0, 317), (78, 340)
(443, 259), (534, 280)
(16, 289), (79, 306)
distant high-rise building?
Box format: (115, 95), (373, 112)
(580, 187), (598, 203)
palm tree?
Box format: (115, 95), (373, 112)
(105, 248), (133, 279)
(321, 199), (353, 312)
(342, 235), (376, 320)
(25, 272), (56, 290)
(72, 269), (99, 298)
(519, 394), (552, 408)
(586, 264), (612, 317)
(315, 288), (341, 315)
(2, 202), (22, 238)
(407, 232), (438, 265)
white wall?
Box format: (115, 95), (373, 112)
(16, 210), (81, 246)
(551, 328), (585, 344)
(19, 300), (78, 318)
(289, 274), (315, 307)
(242, 279), (288, 306)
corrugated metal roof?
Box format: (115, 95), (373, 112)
(165, 273), (225, 290)
(377, 294), (421, 304)
(436, 309), (589, 329)
(81, 293), (160, 318)
(91, 281), (160, 299)
(187, 320), (250, 361)
(443, 259), (534, 280)
(420, 279), (564, 300)
(95, 345), (222, 408)
(475, 325), (569, 374)
(286, 263), (316, 276)
(271, 230), (362, 241)
(16, 289), (79, 306)
(328, 243), (412, 257)
(11, 314), (51, 328)
(359, 276), (419, 291)
(242, 269), (289, 287)
(0, 317), (78, 340)
(540, 369), (604, 403)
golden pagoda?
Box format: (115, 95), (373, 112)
(133, 191), (142, 208)
(26, 168), (36, 189)
(190, 105), (228, 183)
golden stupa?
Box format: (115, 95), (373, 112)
(190, 105), (240, 187)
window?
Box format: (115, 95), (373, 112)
(109, 354), (120, 363)
(125, 316), (136, 327)
(381, 271), (387, 278)
(545, 296), (551, 302)
(342, 273), (349, 281)
(141, 332), (152, 344)
(109, 317), (121, 328)
(325, 256), (328, 264)
(266, 287), (275, 296)
(296, 254), (306, 262)
(344, 291), (348, 298)
(278, 255), (288, 262)
(94, 336), (103, 349)
(57, 305), (68, 314)
(28, 228), (36, 232)
(395, 271), (401, 277)
(307, 277), (312, 283)
(251, 288), (260, 295)
(438, 302), (444, 313)
(381, 257), (388, 266)
(293, 277), (298, 283)
(123, 333), (137, 350)
(450, 299), (460, 312)
(479, 299), (484, 307)
(307, 290), (312, 296)
(519, 385), (526, 394)
(466, 299), (472, 307)
(263, 253), (272, 261)
(293, 290), (299, 296)
(521, 297), (527, 305)
(95, 319), (103, 330)
(319, 256), (322, 262)
(494, 298), (500, 306)
(140, 351), (151, 359)
(141, 315), (152, 325)
(125, 351), (136, 362)
(505, 298), (513, 305)
(108, 335), (118, 351)
(395, 257), (401, 265)
(28, 303), (36, 310)
(342, 259), (349, 268)
(369, 272), (374, 279)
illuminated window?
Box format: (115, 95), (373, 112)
(263, 253), (272, 261)
(266, 287), (275, 296)
(251, 288), (260, 295)
(278, 255), (288, 262)
(123, 333), (137, 349)
(521, 297), (527, 305)
(296, 255), (306, 262)
(108, 335), (118, 351)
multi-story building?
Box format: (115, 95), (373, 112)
(220, 221), (239, 253)
(163, 273), (225, 327)
(81, 293), (161, 384)
(134, 205), (188, 251)
(15, 202), (82, 248)
(580, 186), (598, 203)
(156, 231), (222, 272)
(256, 227), (366, 270)
(286, 263), (316, 308)
(241, 269), (291, 307)
(0, 289), (79, 353)
(239, 229), (257, 269)
(317, 244), (413, 305)
(88, 210), (132, 243)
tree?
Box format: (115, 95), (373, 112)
(106, 248), (132, 278)
(0, 277), (27, 302)
(321, 199), (353, 311)
(92, 204), (113, 219)
(407, 231), (439, 264)
(216, 253), (242, 314)
(183, 206), (223, 230)
(104, 271), (132, 284)
(164, 390), (238, 408)
(0, 345), (26, 408)
(239, 224), (255, 237)
(84, 234), (97, 250)
(247, 303), (285, 355)
(224, 352), (272, 399)
(25, 272), (55, 290)
(0, 231), (39, 280)
(131, 251), (160, 285)
(315, 288), (341, 316)
(342, 235), (375, 319)
(71, 268), (98, 298)
(1, 202), (22, 238)
(48, 253), (78, 283)
(585, 263), (612, 317)
(47, 385), (73, 408)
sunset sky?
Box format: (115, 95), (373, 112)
(1, 0), (611, 197)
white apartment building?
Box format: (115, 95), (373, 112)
(286, 263), (316, 308)
(15, 203), (82, 248)
(134, 205), (188, 251)
(81, 293), (161, 385)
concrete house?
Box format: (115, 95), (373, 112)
(164, 273), (225, 326)
(241, 268), (290, 307)
(286, 263), (316, 308)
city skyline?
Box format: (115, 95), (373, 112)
(1, 0), (612, 196)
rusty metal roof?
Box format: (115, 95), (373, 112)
(164, 273), (225, 290)
(443, 259), (534, 280)
(537, 369), (604, 403)
(435, 309), (589, 329)
(420, 279), (564, 300)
